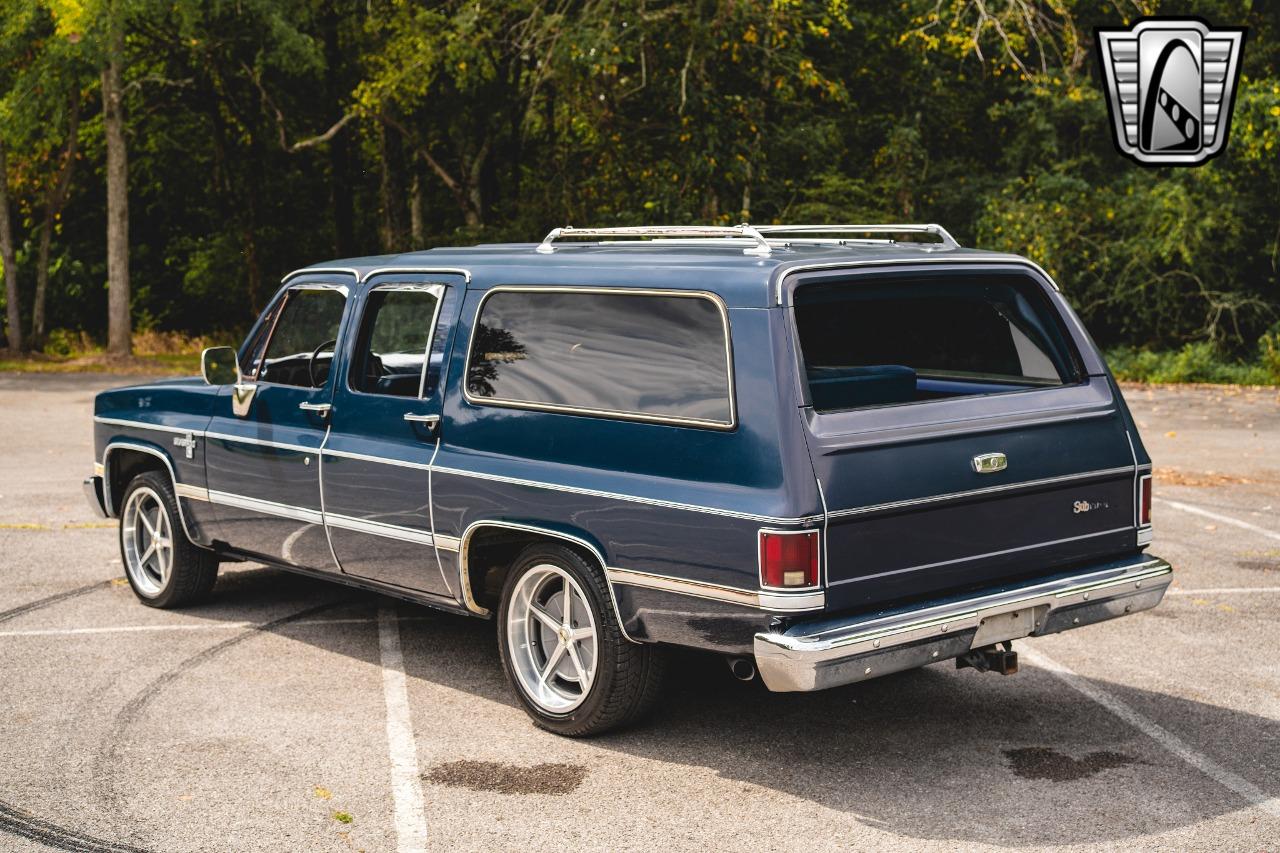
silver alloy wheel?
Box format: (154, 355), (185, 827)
(506, 563), (599, 713)
(121, 486), (174, 598)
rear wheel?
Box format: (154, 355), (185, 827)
(497, 543), (665, 736)
(119, 471), (218, 608)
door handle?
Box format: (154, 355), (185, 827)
(299, 402), (333, 415)
(404, 413), (440, 429)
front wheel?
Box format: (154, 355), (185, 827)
(497, 544), (665, 736)
(119, 471), (219, 608)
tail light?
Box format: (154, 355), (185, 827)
(1138, 473), (1152, 526)
(759, 530), (820, 589)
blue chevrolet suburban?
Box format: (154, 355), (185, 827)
(84, 224), (1171, 735)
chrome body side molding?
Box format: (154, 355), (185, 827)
(754, 556), (1172, 692)
(606, 567), (825, 612)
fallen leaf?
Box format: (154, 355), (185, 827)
(314, 786), (332, 800)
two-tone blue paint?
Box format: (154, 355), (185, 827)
(89, 240), (1155, 656)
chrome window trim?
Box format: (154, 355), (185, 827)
(828, 525), (1135, 588)
(756, 527), (823, 593)
(100, 441), (200, 543)
(461, 286), (738, 430)
(605, 567), (825, 612)
(455, 520), (638, 642)
(360, 266), (472, 284)
(281, 267), (361, 284)
(825, 465), (1137, 520)
(252, 282), (351, 387)
(772, 255), (1063, 306)
(343, 281), (448, 401)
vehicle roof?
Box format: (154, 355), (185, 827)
(285, 241), (1044, 307)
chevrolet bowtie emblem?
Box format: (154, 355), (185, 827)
(1096, 18), (1246, 166)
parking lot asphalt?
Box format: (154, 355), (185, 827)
(1, 372), (1277, 853)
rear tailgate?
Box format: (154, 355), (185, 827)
(809, 378), (1139, 611)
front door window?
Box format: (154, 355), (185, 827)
(258, 287), (347, 388)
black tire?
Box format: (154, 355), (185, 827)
(497, 543), (666, 736)
(118, 471), (219, 608)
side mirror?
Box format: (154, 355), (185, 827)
(201, 346), (240, 386)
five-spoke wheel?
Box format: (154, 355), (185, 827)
(118, 471), (219, 608)
(505, 564), (599, 713)
(122, 485), (174, 597)
(497, 543), (666, 736)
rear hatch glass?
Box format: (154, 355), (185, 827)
(792, 269), (1138, 612)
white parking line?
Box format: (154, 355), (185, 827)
(1167, 587), (1280, 596)
(1156, 498), (1280, 542)
(1022, 646), (1280, 819)
(377, 607), (429, 853)
(0, 615), (433, 638)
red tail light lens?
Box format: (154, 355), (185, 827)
(759, 530), (820, 589)
(1139, 474), (1152, 526)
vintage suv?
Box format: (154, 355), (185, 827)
(84, 224), (1171, 735)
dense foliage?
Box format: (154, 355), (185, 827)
(0, 0), (1276, 364)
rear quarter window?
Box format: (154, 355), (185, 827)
(465, 289), (734, 427)
(793, 272), (1082, 412)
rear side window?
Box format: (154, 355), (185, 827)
(794, 273), (1080, 412)
(465, 289), (734, 427)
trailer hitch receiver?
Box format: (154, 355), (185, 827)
(956, 641), (1019, 675)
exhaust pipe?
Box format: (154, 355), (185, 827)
(727, 657), (756, 681)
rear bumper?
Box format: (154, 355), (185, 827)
(754, 554), (1172, 692)
(84, 473), (109, 519)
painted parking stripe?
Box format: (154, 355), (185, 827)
(1022, 646), (1280, 818)
(1155, 498), (1280, 543)
(0, 615), (434, 639)
(378, 607), (429, 853)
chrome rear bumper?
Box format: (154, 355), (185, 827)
(754, 555), (1172, 692)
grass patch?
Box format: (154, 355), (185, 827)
(1106, 342), (1280, 387)
(332, 811), (353, 824)
(0, 328), (212, 376)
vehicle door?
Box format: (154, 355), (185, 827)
(204, 279), (351, 570)
(321, 275), (463, 597)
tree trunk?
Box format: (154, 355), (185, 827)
(32, 92), (81, 351)
(378, 118), (410, 252)
(409, 169), (425, 248)
(103, 1), (131, 357)
(0, 142), (21, 354)
(322, 0), (354, 257)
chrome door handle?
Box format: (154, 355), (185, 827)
(299, 402), (333, 415)
(403, 413), (440, 427)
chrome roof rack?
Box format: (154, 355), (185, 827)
(535, 222), (960, 256)
(537, 224), (773, 256)
(752, 223), (960, 249)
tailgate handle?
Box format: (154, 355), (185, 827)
(972, 452), (1007, 474)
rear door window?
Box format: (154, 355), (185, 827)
(793, 273), (1080, 412)
(465, 289), (734, 427)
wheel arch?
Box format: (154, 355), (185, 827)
(457, 519), (638, 643)
(102, 441), (200, 543)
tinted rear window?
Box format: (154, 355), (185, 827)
(794, 273), (1080, 412)
(466, 290), (734, 426)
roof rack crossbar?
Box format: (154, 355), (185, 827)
(752, 223), (960, 249)
(537, 224), (773, 256)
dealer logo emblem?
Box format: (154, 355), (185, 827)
(1096, 18), (1246, 166)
